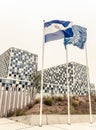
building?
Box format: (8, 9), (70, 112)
(0, 47), (38, 88)
(43, 62), (95, 96)
(0, 47), (38, 81)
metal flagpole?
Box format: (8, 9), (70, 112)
(39, 20), (45, 126)
(85, 44), (93, 123)
(66, 45), (71, 125)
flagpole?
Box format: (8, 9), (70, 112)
(85, 44), (93, 123)
(39, 20), (45, 126)
(66, 45), (71, 125)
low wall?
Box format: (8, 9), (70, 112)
(9, 114), (96, 125)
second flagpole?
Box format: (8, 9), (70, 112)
(66, 45), (71, 125)
(85, 44), (93, 123)
(39, 20), (45, 126)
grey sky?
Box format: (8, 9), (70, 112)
(0, 0), (96, 86)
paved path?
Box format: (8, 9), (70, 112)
(0, 118), (96, 130)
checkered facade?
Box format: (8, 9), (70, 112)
(0, 49), (10, 78)
(43, 62), (90, 96)
(0, 47), (38, 82)
(0, 78), (32, 89)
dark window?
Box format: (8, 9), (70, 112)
(2, 83), (5, 86)
(6, 87), (9, 91)
(0, 79), (2, 82)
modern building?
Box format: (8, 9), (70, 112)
(0, 47), (38, 87)
(43, 62), (95, 96)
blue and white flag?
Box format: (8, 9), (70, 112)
(64, 25), (87, 49)
(44, 20), (73, 43)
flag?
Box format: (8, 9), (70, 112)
(44, 20), (73, 43)
(64, 25), (87, 49)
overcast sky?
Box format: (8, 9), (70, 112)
(0, 0), (96, 85)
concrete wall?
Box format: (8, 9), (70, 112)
(9, 114), (96, 125)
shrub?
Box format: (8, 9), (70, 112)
(34, 98), (40, 104)
(70, 107), (75, 114)
(72, 100), (79, 107)
(56, 96), (63, 102)
(7, 111), (14, 117)
(27, 103), (33, 109)
(94, 97), (96, 102)
(15, 109), (26, 116)
(52, 96), (55, 100)
(43, 97), (52, 106)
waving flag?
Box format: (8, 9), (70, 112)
(44, 20), (73, 43)
(64, 25), (87, 49)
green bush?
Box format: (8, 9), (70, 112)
(26, 99), (40, 110)
(70, 107), (75, 114)
(27, 103), (33, 109)
(7, 111), (14, 117)
(43, 97), (52, 106)
(56, 96), (63, 102)
(94, 97), (96, 102)
(15, 109), (26, 116)
(52, 96), (55, 100)
(72, 100), (79, 107)
(34, 98), (40, 104)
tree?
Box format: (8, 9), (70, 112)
(29, 71), (41, 100)
(33, 71), (41, 93)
